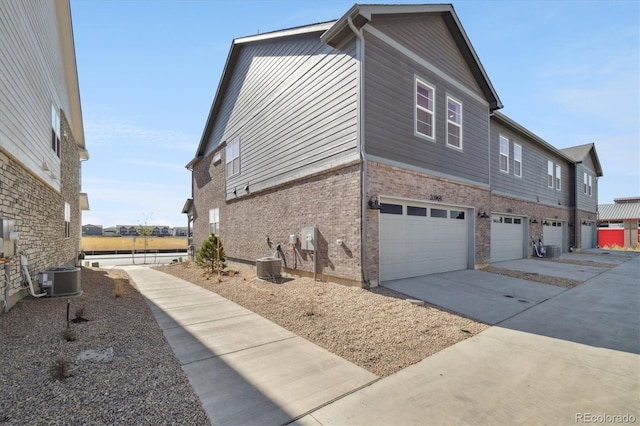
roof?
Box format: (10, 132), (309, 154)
(182, 198), (193, 214)
(560, 143), (603, 176)
(188, 3), (503, 167)
(598, 202), (640, 221)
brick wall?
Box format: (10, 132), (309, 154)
(0, 113), (81, 311)
(192, 148), (363, 285)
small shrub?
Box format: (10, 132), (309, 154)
(114, 278), (125, 298)
(61, 327), (76, 342)
(196, 234), (226, 274)
(49, 358), (72, 381)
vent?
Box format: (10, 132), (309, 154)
(256, 257), (282, 280)
(40, 266), (82, 297)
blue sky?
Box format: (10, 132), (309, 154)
(71, 0), (639, 228)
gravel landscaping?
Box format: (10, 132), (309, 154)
(155, 262), (488, 377)
(0, 268), (208, 426)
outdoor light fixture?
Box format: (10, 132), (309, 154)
(368, 196), (382, 210)
(244, 184), (249, 192)
(477, 211), (489, 218)
(530, 218), (538, 224)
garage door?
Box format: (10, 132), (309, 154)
(490, 215), (525, 262)
(543, 220), (564, 250)
(379, 201), (468, 282)
(581, 222), (594, 249)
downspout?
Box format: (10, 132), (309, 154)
(347, 16), (369, 285)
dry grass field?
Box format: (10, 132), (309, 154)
(82, 236), (187, 253)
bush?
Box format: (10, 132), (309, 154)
(196, 234), (226, 274)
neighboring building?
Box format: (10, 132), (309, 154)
(173, 227), (189, 237)
(0, 0), (89, 310)
(186, 4), (602, 287)
(114, 225), (172, 237)
(82, 224), (103, 236)
(598, 197), (640, 249)
(103, 226), (118, 237)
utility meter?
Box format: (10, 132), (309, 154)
(301, 226), (317, 251)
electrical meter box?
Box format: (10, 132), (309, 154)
(301, 226), (317, 251)
(0, 218), (15, 257)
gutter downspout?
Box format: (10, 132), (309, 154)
(347, 16), (369, 285)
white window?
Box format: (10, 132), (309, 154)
(584, 172), (588, 194)
(446, 96), (462, 149)
(51, 104), (60, 158)
(209, 208), (220, 235)
(64, 202), (71, 238)
(499, 135), (509, 173)
(226, 139), (240, 177)
(513, 143), (522, 177)
(555, 164), (562, 190)
(547, 161), (554, 188)
(415, 78), (435, 139)
(588, 175), (593, 196)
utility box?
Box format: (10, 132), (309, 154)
(0, 218), (15, 257)
(301, 226), (317, 251)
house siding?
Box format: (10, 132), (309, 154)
(363, 26), (490, 185)
(576, 157), (598, 213)
(489, 119), (572, 208)
(0, 0), (71, 191)
(202, 33), (359, 198)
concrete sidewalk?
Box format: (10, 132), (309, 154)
(298, 254), (640, 425)
(121, 265), (377, 426)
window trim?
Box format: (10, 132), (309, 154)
(446, 95), (463, 150)
(499, 135), (509, 173)
(209, 208), (220, 235)
(415, 77), (435, 141)
(588, 175), (593, 197)
(584, 172), (588, 195)
(51, 104), (61, 158)
(64, 202), (70, 238)
(555, 164), (562, 191)
(547, 160), (554, 188)
(225, 138), (240, 178)
(513, 143), (522, 178)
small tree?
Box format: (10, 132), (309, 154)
(196, 234), (226, 274)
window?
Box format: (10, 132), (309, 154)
(450, 210), (465, 220)
(547, 161), (554, 188)
(430, 208), (447, 218)
(584, 172), (588, 194)
(513, 143), (522, 177)
(64, 202), (70, 238)
(380, 203), (403, 215)
(446, 96), (462, 149)
(499, 135), (509, 173)
(226, 139), (240, 177)
(407, 206), (427, 216)
(588, 175), (592, 196)
(209, 208), (220, 235)
(555, 164), (561, 190)
(51, 105), (60, 158)
(415, 78), (435, 139)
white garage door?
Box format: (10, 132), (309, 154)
(543, 220), (564, 250)
(581, 222), (594, 249)
(379, 201), (468, 282)
(490, 215), (525, 262)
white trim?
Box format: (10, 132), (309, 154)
(225, 138), (240, 178)
(446, 95), (463, 151)
(365, 26), (489, 106)
(513, 143), (522, 178)
(236, 22), (334, 45)
(555, 164), (562, 191)
(499, 135), (509, 173)
(547, 160), (554, 188)
(414, 77), (436, 141)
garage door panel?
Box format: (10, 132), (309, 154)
(581, 224), (593, 249)
(543, 221), (564, 249)
(490, 215), (525, 263)
(380, 202), (468, 281)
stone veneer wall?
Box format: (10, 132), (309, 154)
(192, 148), (363, 285)
(0, 112), (81, 311)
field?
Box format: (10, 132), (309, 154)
(82, 236), (187, 253)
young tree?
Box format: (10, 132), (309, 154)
(135, 212), (154, 264)
(196, 234), (226, 274)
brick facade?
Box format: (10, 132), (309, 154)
(0, 113), (81, 311)
(192, 148), (363, 285)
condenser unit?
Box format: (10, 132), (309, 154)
(40, 266), (82, 297)
(256, 257), (282, 280)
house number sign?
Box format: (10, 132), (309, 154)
(430, 194), (443, 202)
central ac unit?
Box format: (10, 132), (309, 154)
(40, 266), (82, 297)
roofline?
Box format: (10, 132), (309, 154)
(491, 112), (574, 163)
(236, 21), (335, 45)
(321, 3), (503, 111)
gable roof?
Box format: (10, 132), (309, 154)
(560, 143), (603, 176)
(599, 202), (640, 221)
(321, 3), (503, 111)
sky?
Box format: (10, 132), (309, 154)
(71, 0), (640, 228)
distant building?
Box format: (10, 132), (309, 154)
(598, 197), (640, 248)
(114, 225), (172, 237)
(173, 227), (189, 237)
(82, 224), (103, 236)
(103, 227), (118, 237)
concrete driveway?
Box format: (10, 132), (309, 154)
(299, 253), (640, 425)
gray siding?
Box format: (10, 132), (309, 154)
(490, 120), (572, 207)
(363, 26), (490, 185)
(576, 157), (598, 212)
(202, 34), (359, 197)
(0, 0), (69, 191)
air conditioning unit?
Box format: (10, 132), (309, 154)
(544, 245), (561, 259)
(40, 266), (82, 297)
(256, 257), (281, 280)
